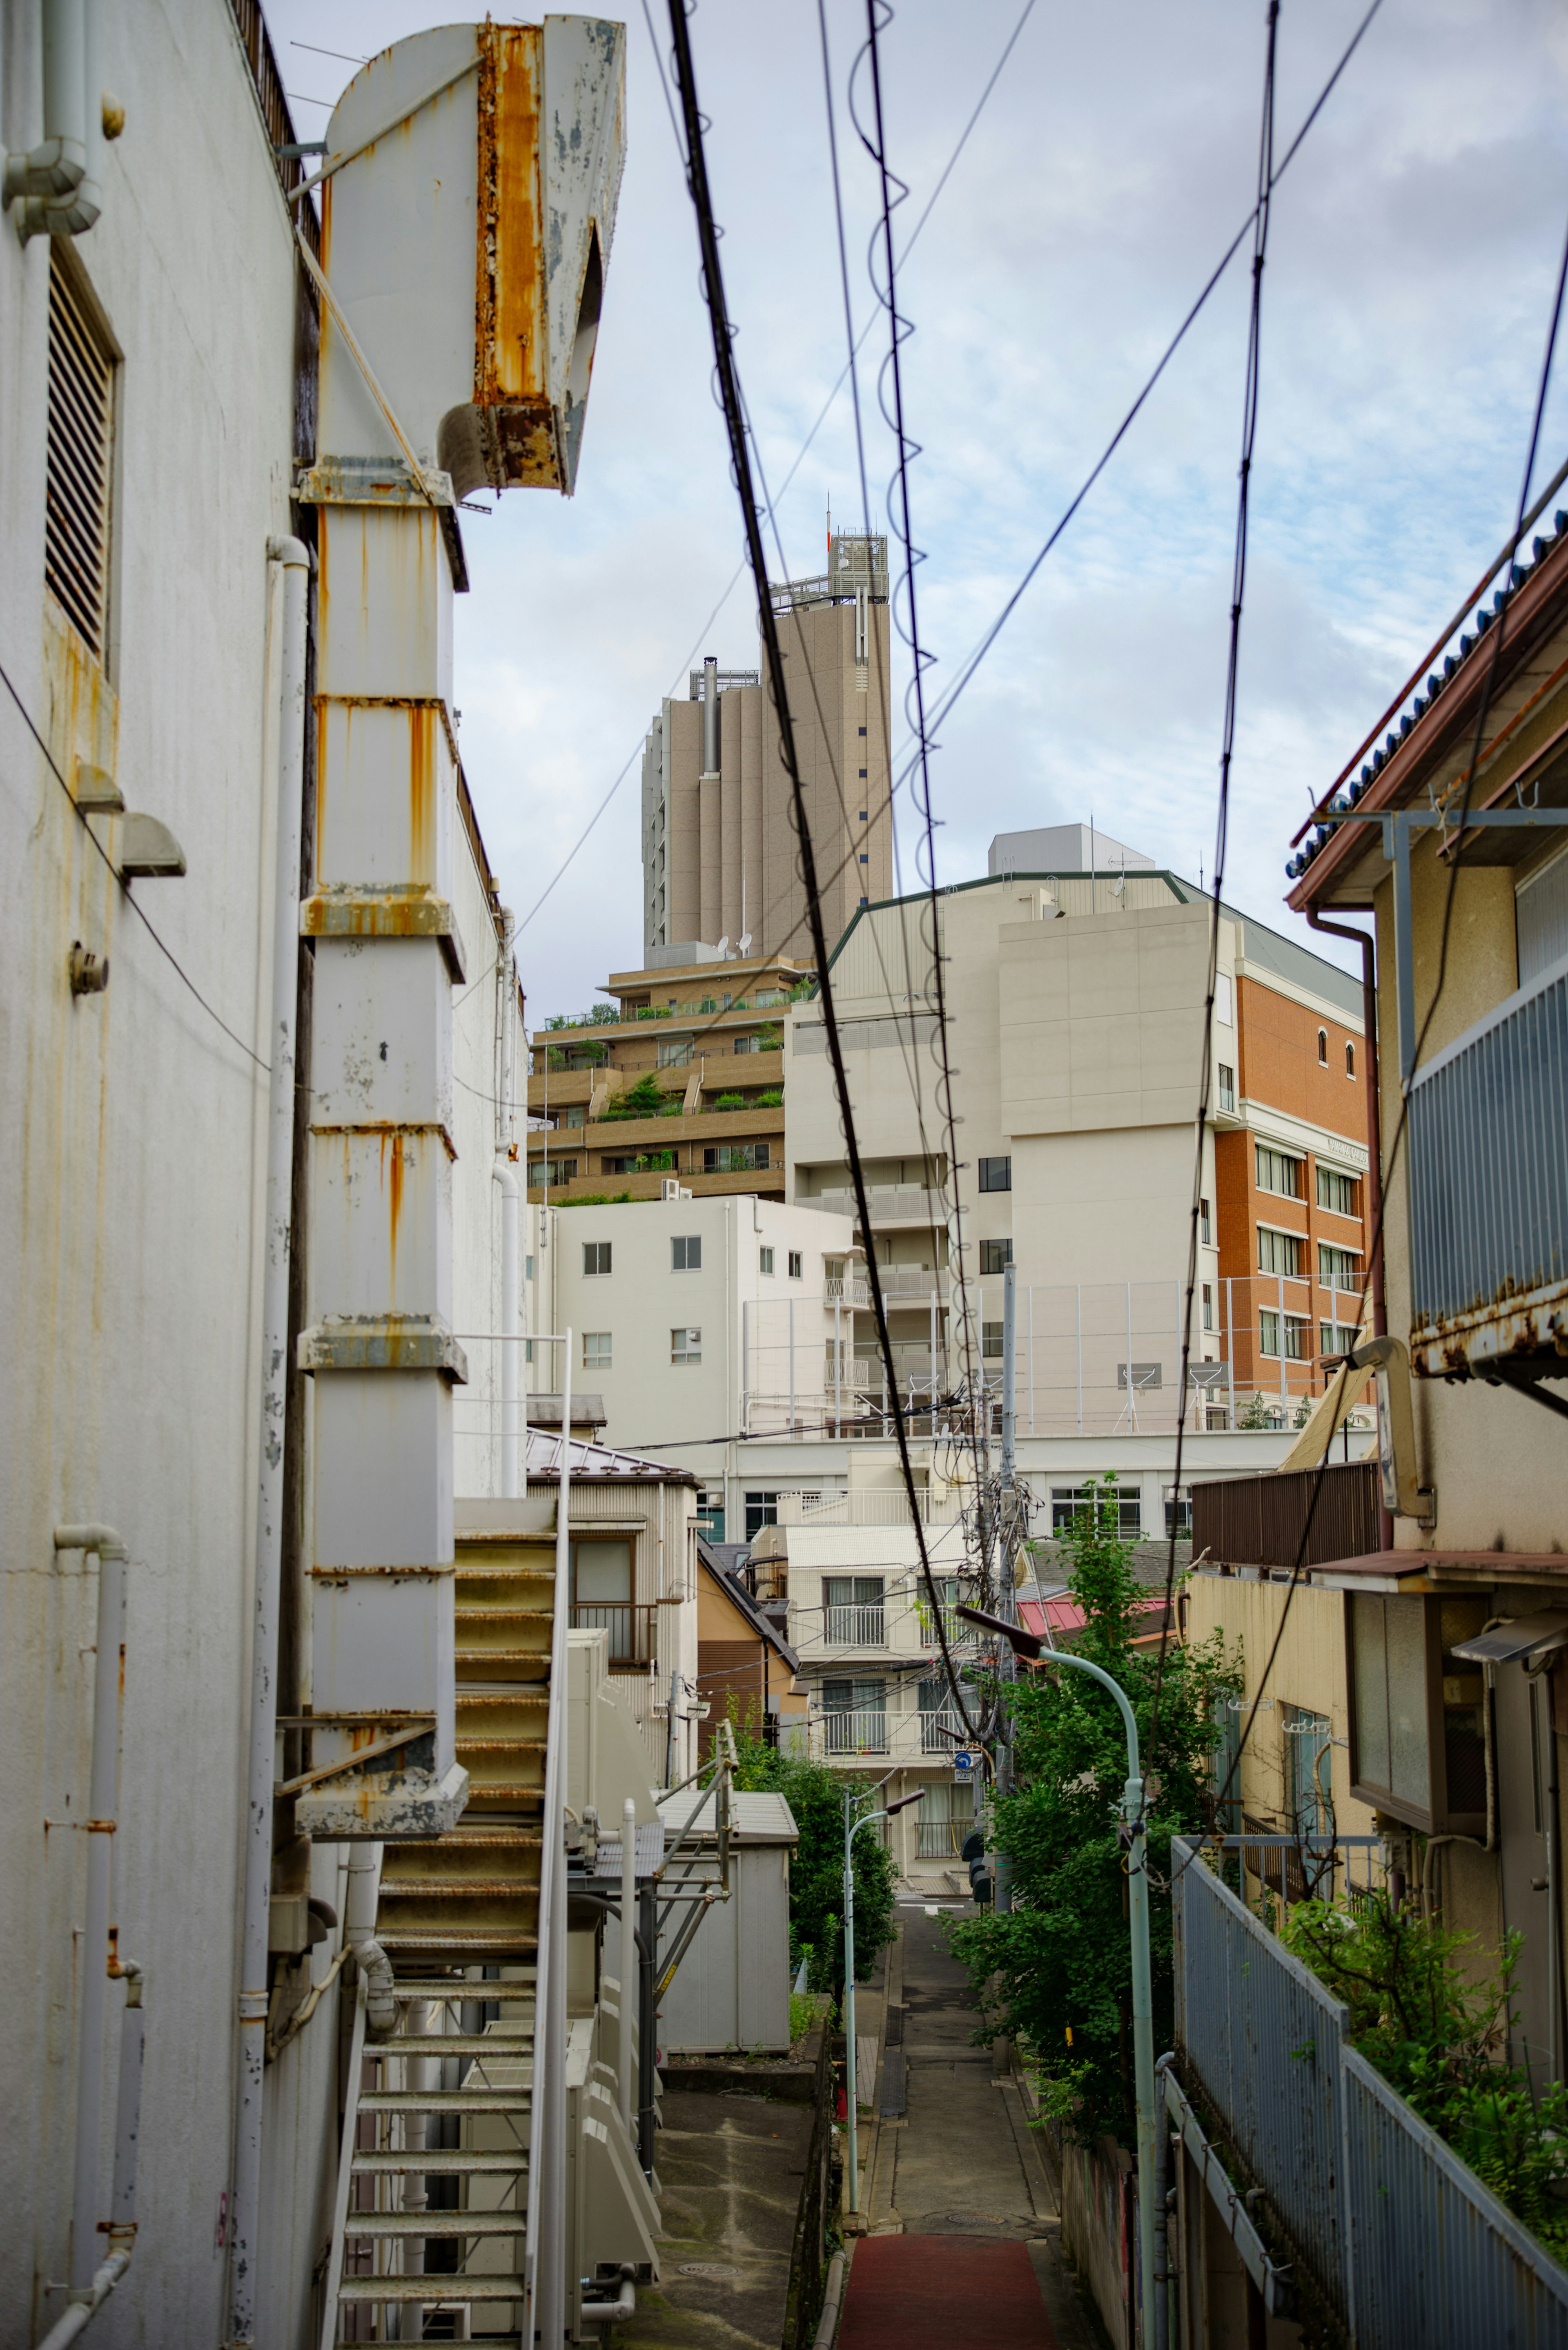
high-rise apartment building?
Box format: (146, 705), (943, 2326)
(641, 534), (894, 963)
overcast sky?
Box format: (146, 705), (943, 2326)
(267, 0), (1568, 1013)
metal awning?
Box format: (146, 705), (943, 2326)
(1450, 1610), (1568, 1667)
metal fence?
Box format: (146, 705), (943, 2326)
(1409, 952), (1568, 1368)
(1174, 1836), (1352, 2321)
(1173, 1837), (1568, 2343)
(1191, 1460), (1380, 1571)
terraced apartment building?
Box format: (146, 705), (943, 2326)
(526, 948), (813, 1204)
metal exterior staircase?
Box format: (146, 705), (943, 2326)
(320, 1520), (559, 2345)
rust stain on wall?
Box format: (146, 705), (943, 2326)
(408, 703), (435, 882)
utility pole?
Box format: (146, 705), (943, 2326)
(993, 1264), (1020, 1914)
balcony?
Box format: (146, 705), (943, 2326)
(808, 1705), (975, 1766)
(819, 1706), (889, 1757)
(824, 1603), (886, 1648)
(800, 1185), (947, 1231)
(774, 1488), (961, 1528)
(1408, 954), (1568, 1376)
(568, 1602), (658, 1670)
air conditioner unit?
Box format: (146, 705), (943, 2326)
(662, 1178), (680, 1202)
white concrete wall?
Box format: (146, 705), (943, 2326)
(541, 1192), (855, 1456)
(0, 3), (303, 2341)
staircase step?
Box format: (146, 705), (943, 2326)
(390, 1979), (536, 2000)
(378, 1879), (538, 1898)
(358, 2088), (530, 2114)
(339, 2276), (524, 2303)
(376, 1931), (538, 1955)
(457, 1606), (554, 1623)
(456, 1651), (550, 1668)
(352, 2149), (528, 2176)
(363, 2033), (532, 2058)
(342, 2210), (525, 2239)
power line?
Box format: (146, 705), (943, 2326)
(664, 0), (979, 1745)
(0, 651), (272, 1077)
(1145, 0), (1279, 1793)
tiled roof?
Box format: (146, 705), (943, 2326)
(1285, 511), (1568, 884)
(524, 1427), (697, 1483)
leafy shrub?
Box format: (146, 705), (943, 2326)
(732, 1723), (896, 1993)
(598, 1073), (668, 1123)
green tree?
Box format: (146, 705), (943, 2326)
(599, 1072), (667, 1122)
(732, 1726), (897, 1993)
(950, 1478), (1240, 2145)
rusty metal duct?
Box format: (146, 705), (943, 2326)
(310, 18), (625, 499)
(291, 16), (624, 1843)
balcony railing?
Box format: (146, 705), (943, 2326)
(819, 1707), (889, 1757)
(568, 1602), (658, 1667)
(802, 1185), (947, 1228)
(775, 1489), (962, 1527)
(824, 1604), (886, 1648)
(1191, 1460), (1380, 1570)
(1173, 1835), (1568, 2341)
(919, 1706), (966, 1755)
(1409, 953), (1568, 1374)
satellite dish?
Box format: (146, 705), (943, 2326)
(737, 932), (752, 956)
(715, 936), (729, 956)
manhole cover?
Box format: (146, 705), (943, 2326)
(678, 2263), (740, 2279)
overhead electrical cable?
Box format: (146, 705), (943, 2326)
(663, 0), (980, 1741)
(1144, 0), (1278, 1794)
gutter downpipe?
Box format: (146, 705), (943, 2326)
(497, 908), (521, 1498)
(3, 0), (105, 242)
(226, 533), (310, 2346)
(529, 1338), (574, 2347)
(39, 1961), (144, 2350)
(1305, 909), (1392, 1550)
(51, 1525), (132, 2320)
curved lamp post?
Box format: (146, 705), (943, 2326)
(843, 1784), (924, 2218)
(958, 1603), (1154, 2344)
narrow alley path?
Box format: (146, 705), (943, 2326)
(843, 1906), (1100, 2350)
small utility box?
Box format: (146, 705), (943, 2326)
(655, 1790), (798, 2053)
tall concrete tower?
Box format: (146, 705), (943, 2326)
(641, 533), (893, 964)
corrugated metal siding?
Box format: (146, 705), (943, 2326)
(1518, 848), (1568, 987)
(1409, 957), (1568, 1331)
(1175, 1841), (1352, 2320)
(1344, 2046), (1568, 2347)
(1190, 1461), (1379, 1570)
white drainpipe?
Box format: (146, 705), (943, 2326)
(498, 1156), (521, 1496)
(51, 1525), (133, 2308)
(225, 532), (310, 2348)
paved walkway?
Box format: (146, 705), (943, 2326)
(846, 1906), (1098, 2350)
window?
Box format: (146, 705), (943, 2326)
(1320, 1321), (1359, 1357)
(46, 250), (115, 660)
(824, 1575), (886, 1646)
(1283, 1704), (1333, 1839)
(696, 1486), (725, 1540)
(1318, 1028), (1329, 1064)
(658, 1039), (692, 1067)
(1319, 1242), (1359, 1291)
(704, 1142), (770, 1172)
(980, 1238), (1013, 1273)
(1165, 1485), (1193, 1538)
(1349, 1594), (1491, 1832)
(1317, 1164), (1358, 1215)
(821, 1676), (888, 1754)
(1257, 1226), (1303, 1277)
(1346, 1041), (1356, 1078)
(1258, 1309), (1308, 1359)
(859, 810), (868, 823)
(859, 725), (868, 736)
(1218, 1064), (1236, 1115)
(1214, 972), (1233, 1026)
(913, 1772), (967, 1853)
(788, 1251), (803, 1280)
(1051, 1485), (1141, 1536)
(528, 1157), (577, 1186)
(1202, 1284), (1214, 1331)
(1199, 1196), (1212, 1246)
(1255, 1143), (1302, 1198)
(562, 1104), (586, 1128)
(569, 1536), (642, 1663)
(602, 1151), (675, 1175)
(672, 1235), (702, 1271)
(671, 1325), (702, 1365)
(583, 1241), (612, 1277)
(526, 1255), (534, 1281)
(759, 1246), (775, 1275)
(859, 853), (868, 864)
(982, 1321), (1004, 1358)
(582, 1331), (611, 1368)
(745, 1491), (780, 1537)
(978, 1156), (1012, 1192)
(733, 1034), (763, 1054)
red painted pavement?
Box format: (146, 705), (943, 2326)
(837, 2235), (1057, 2350)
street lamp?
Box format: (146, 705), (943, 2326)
(842, 1782), (924, 2219)
(958, 1603), (1155, 2346)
